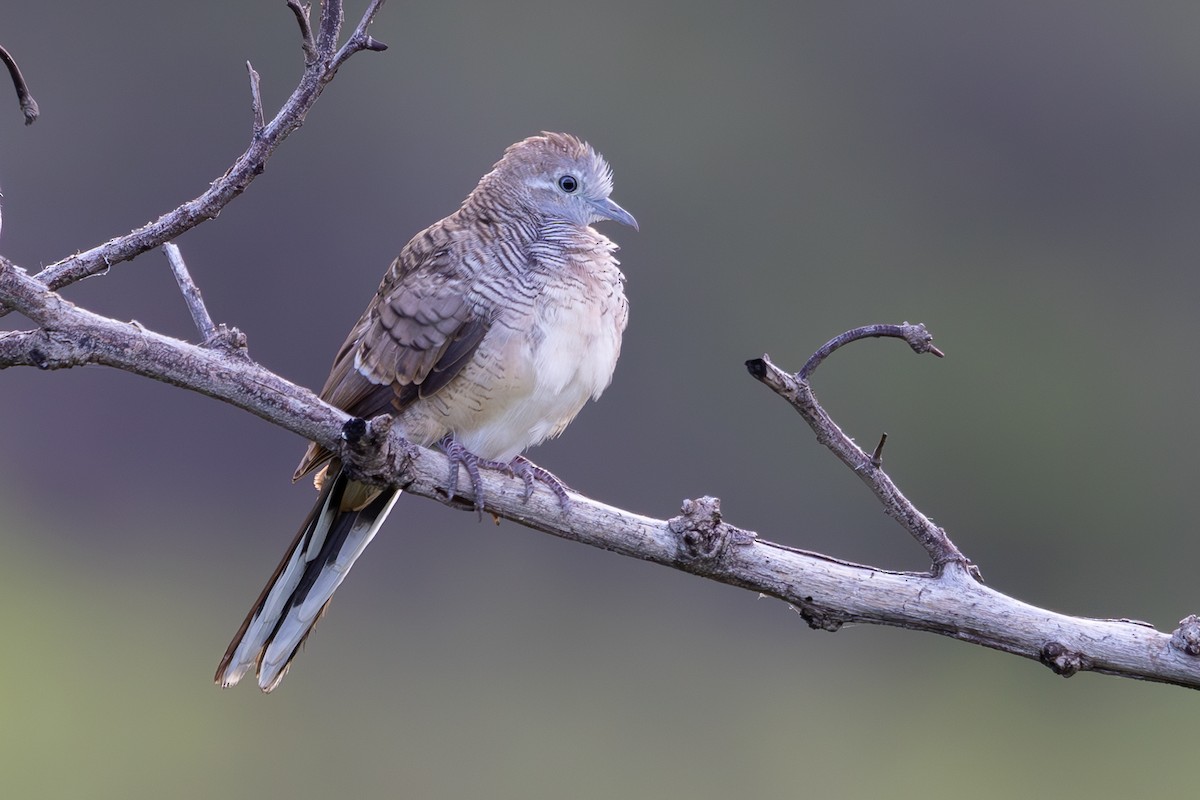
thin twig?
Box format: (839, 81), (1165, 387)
(163, 243), (217, 343)
(286, 0), (317, 62)
(246, 62), (265, 135)
(800, 322), (944, 381)
(870, 432), (887, 467)
(0, 44), (38, 125)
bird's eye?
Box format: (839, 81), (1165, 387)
(558, 175), (579, 194)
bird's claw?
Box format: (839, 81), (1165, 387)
(440, 435), (488, 518)
(439, 437), (572, 515)
(504, 455), (571, 509)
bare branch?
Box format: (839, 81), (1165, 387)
(163, 243), (218, 343)
(3, 257), (1199, 690)
(0, 255), (336, 446)
(0, 257), (65, 324)
(0, 0), (387, 318)
(747, 336), (971, 572)
(0, 43), (38, 125)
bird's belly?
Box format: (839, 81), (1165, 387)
(400, 287), (623, 461)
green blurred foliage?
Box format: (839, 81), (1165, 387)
(2, 1), (1199, 797)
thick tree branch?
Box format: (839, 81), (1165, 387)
(0, 0), (386, 318)
(2, 256), (1199, 690)
(0, 255), (340, 451)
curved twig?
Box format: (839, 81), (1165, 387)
(0, 43), (38, 125)
(799, 322), (944, 381)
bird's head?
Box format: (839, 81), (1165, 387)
(488, 132), (638, 232)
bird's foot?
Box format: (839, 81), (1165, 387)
(501, 455), (572, 509)
(438, 436), (572, 514)
(439, 435), (489, 516)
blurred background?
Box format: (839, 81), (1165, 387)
(2, 1), (1198, 797)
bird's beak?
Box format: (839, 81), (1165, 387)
(593, 196), (639, 231)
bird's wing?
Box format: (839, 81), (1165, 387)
(294, 232), (490, 480)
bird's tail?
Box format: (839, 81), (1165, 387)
(215, 468), (401, 692)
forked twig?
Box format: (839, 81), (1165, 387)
(748, 322), (969, 572)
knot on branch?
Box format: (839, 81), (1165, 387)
(205, 324), (249, 359)
(1169, 615), (1200, 656)
(1039, 641), (1088, 677)
(28, 345), (54, 369)
(338, 414), (414, 488)
(898, 322), (943, 358)
(0, 329), (85, 371)
(932, 554), (984, 583)
(667, 496), (755, 571)
(744, 357), (770, 383)
(791, 597), (845, 632)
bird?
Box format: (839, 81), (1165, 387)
(215, 132), (637, 692)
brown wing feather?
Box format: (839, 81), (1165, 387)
(417, 316), (489, 399)
(294, 225), (490, 481)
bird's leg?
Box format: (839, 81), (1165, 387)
(439, 434), (488, 515)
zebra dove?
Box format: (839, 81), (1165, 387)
(216, 132), (636, 692)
